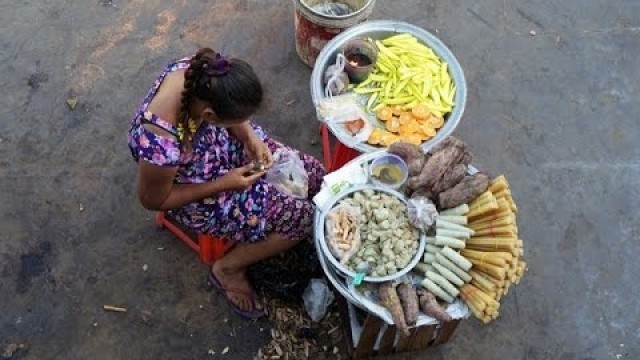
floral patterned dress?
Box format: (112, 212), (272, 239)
(127, 59), (326, 243)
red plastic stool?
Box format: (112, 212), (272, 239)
(155, 212), (235, 264)
(320, 123), (360, 172)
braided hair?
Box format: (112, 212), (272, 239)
(179, 48), (263, 143)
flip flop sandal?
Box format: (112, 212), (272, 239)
(208, 272), (265, 319)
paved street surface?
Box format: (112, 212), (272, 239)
(0, 0), (638, 359)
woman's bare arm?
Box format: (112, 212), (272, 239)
(137, 161), (226, 211)
(137, 158), (265, 211)
(228, 121), (259, 144)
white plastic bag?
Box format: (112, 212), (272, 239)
(407, 195), (438, 231)
(325, 104), (373, 146)
(266, 148), (309, 199)
(315, 92), (359, 120)
(323, 53), (350, 97)
(303, 279), (335, 322)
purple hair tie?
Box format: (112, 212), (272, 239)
(202, 53), (230, 76)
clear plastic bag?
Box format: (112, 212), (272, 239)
(315, 92), (360, 120)
(325, 104), (373, 146)
(407, 195), (438, 231)
(325, 204), (362, 264)
(303, 278), (335, 322)
(323, 53), (350, 97)
(266, 148), (309, 199)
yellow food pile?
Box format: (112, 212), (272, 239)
(353, 33), (456, 147)
(459, 175), (527, 324)
(367, 104), (444, 146)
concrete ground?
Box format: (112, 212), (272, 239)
(1, 0), (638, 359)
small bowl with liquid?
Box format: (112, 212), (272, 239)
(341, 38), (378, 83)
(369, 153), (409, 190)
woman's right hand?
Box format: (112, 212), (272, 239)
(217, 163), (266, 191)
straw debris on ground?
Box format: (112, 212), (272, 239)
(255, 293), (346, 360)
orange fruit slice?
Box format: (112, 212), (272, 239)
(398, 112), (415, 125)
(376, 107), (393, 122)
(385, 118), (401, 133)
(412, 104), (431, 120)
(380, 132), (399, 147)
(427, 115), (445, 128)
(404, 122), (421, 134)
(404, 134), (423, 146)
(367, 128), (385, 145)
(419, 124), (437, 138)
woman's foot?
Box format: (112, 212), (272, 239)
(211, 261), (263, 313)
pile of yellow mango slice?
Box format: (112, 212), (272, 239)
(353, 33), (456, 147)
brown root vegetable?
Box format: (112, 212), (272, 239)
(416, 288), (452, 323)
(423, 151), (432, 163)
(421, 146), (463, 190)
(439, 173), (490, 209)
(397, 284), (420, 326)
(429, 136), (464, 154)
(459, 150), (473, 166)
(408, 156), (426, 177)
(431, 163), (467, 194)
(408, 137), (474, 196)
(389, 142), (426, 176)
(379, 282), (410, 336)
(407, 175), (422, 192)
(389, 142), (422, 161)
(411, 187), (434, 200)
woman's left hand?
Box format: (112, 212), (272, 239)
(246, 137), (273, 169)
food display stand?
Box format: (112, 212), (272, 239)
(313, 152), (470, 358)
(311, 20), (528, 359)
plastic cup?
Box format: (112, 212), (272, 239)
(369, 153), (409, 190)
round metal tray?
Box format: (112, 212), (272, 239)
(317, 184), (427, 283)
(311, 20), (467, 154)
(314, 151), (475, 317)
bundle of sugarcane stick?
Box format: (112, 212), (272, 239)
(458, 175), (527, 323)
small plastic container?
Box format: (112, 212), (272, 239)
(369, 153), (408, 189)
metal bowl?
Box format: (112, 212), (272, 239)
(311, 20), (467, 153)
(317, 184), (427, 283)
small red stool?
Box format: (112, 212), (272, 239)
(155, 212), (235, 264)
(320, 123), (360, 172)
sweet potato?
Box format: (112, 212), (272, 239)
(409, 186), (434, 200)
(379, 282), (410, 336)
(424, 147), (462, 188)
(407, 177), (422, 193)
(416, 288), (452, 323)
(459, 149), (473, 166)
(408, 156), (426, 177)
(389, 142), (426, 176)
(414, 147), (460, 190)
(431, 163), (467, 194)
(397, 284), (419, 326)
(439, 173), (490, 209)
(389, 142), (421, 161)
(430, 136), (466, 154)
